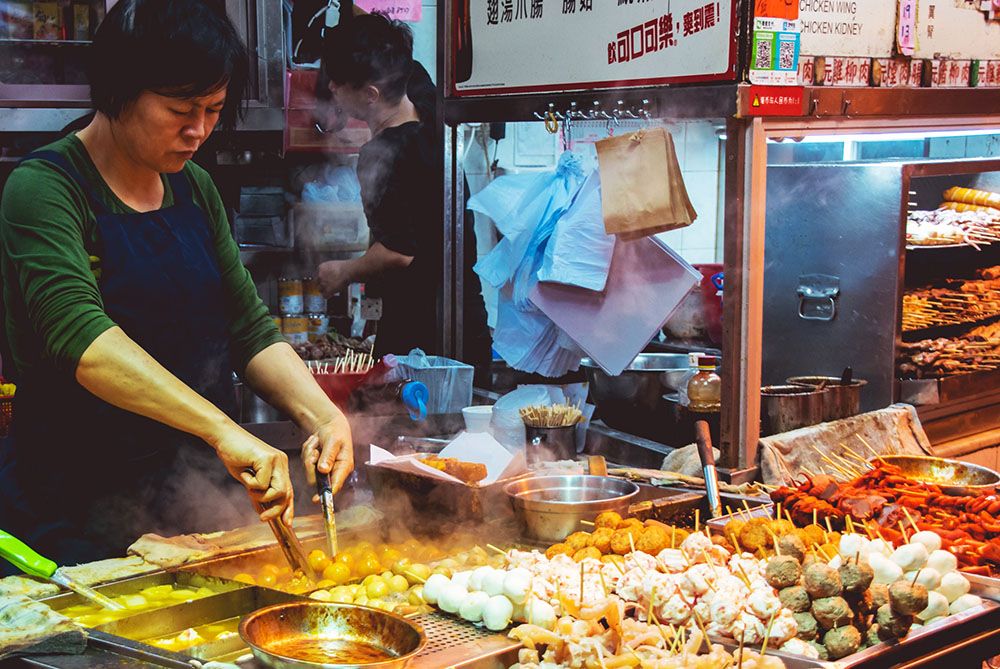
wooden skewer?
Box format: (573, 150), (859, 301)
(902, 507), (920, 534)
(760, 611), (778, 655)
(857, 435), (887, 464)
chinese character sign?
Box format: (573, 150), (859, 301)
(356, 0), (422, 22)
(454, 0), (734, 94)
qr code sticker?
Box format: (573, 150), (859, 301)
(778, 39), (795, 70)
(755, 39), (772, 70)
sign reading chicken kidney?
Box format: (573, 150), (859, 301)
(451, 0), (737, 96)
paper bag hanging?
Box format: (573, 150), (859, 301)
(595, 127), (697, 239)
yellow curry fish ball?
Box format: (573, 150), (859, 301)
(594, 511), (623, 529)
(545, 543), (573, 560)
(588, 528), (614, 554)
(635, 526), (669, 555)
(610, 528), (640, 555)
(572, 547), (602, 562)
(617, 518), (645, 533)
(564, 532), (591, 552)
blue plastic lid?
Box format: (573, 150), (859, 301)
(401, 381), (429, 422)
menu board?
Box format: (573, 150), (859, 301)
(911, 1), (1000, 60)
(798, 0), (896, 57)
(452, 0), (737, 96)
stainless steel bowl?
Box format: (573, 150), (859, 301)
(504, 475), (640, 542)
(582, 354), (692, 405)
(239, 602), (426, 669)
(875, 455), (1000, 496)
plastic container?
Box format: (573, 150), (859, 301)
(306, 313), (329, 342)
(462, 405), (493, 432)
(395, 355), (474, 415)
(291, 202), (369, 252)
(302, 277), (326, 313)
(687, 355), (721, 413)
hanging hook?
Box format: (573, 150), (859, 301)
(544, 111), (559, 134)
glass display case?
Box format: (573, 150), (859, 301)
(0, 0), (110, 104)
(0, 0), (285, 131)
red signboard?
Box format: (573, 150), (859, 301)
(744, 85), (804, 116)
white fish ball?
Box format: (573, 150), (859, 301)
(910, 531), (942, 554)
(948, 593), (982, 615)
(839, 533), (869, 559)
(450, 571), (473, 592)
(524, 597), (557, 630)
(482, 569), (507, 597)
(438, 583), (468, 613)
(937, 572), (971, 603)
(469, 567), (493, 592)
(482, 595), (514, 631)
(459, 591), (491, 622)
(423, 574), (450, 605)
(927, 550), (958, 575)
(869, 554), (904, 584)
(916, 591), (950, 622)
(864, 539), (895, 560)
(903, 568), (941, 590)
(890, 543), (929, 572)
(502, 571), (532, 604)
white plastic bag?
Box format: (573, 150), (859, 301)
(537, 171), (615, 292)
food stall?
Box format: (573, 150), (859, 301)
(7, 0), (1000, 668)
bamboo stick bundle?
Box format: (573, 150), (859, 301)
(519, 403), (584, 428)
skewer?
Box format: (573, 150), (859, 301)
(857, 435), (886, 464)
(901, 507), (920, 534)
(760, 611), (778, 655)
(579, 561), (585, 607)
(695, 509), (700, 534)
(486, 544), (511, 562)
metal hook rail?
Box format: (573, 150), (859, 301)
(532, 99), (653, 144)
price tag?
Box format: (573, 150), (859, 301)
(897, 0), (916, 56)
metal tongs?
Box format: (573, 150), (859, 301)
(255, 505), (318, 582)
(0, 529), (124, 610)
(316, 466), (338, 557)
(694, 420), (723, 519)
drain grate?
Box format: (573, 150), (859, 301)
(414, 612), (496, 654)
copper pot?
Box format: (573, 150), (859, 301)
(239, 602), (426, 669)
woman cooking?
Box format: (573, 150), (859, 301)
(0, 0), (352, 568)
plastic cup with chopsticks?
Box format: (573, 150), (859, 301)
(0, 529), (123, 610)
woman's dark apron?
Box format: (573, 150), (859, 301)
(0, 150), (244, 569)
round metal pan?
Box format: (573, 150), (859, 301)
(239, 602), (426, 669)
(876, 454), (1000, 496)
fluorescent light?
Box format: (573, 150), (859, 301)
(768, 128), (1000, 144)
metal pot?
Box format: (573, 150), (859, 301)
(760, 385), (825, 436)
(504, 475), (639, 542)
(786, 376), (867, 422)
(582, 354), (691, 406)
(239, 602), (426, 669)
(876, 455), (1000, 496)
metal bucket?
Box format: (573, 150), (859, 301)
(504, 475), (639, 542)
(760, 384), (825, 436)
(786, 376), (867, 421)
(525, 425), (576, 466)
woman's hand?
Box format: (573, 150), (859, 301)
(214, 426), (294, 525)
(302, 413), (354, 500)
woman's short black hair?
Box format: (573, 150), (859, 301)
(322, 14), (414, 104)
(88, 0), (249, 131)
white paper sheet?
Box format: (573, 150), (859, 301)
(369, 432), (528, 486)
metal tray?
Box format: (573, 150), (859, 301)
(92, 586), (301, 663)
(40, 571), (247, 613)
